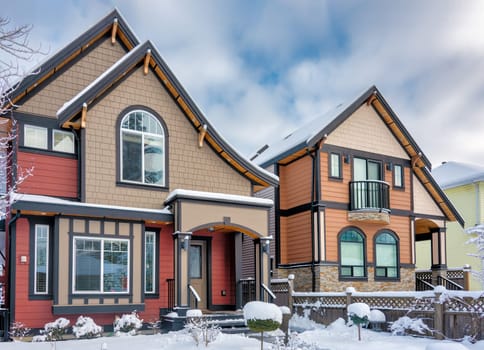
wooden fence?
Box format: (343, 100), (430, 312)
(292, 289), (484, 341)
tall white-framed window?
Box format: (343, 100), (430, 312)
(394, 164), (403, 188)
(339, 228), (366, 278)
(375, 231), (399, 278)
(120, 110), (165, 186)
(144, 231), (156, 294)
(330, 153), (341, 178)
(73, 237), (129, 294)
(52, 130), (75, 153)
(24, 124), (48, 149)
(34, 224), (49, 294)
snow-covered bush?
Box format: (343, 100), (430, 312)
(348, 303), (370, 341)
(114, 311), (143, 336)
(244, 301), (282, 350)
(9, 321), (31, 340)
(390, 316), (431, 336)
(185, 310), (220, 347)
(42, 317), (70, 341)
(72, 315), (103, 339)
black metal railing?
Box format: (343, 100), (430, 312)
(349, 180), (390, 211)
(437, 275), (464, 291)
(239, 278), (256, 306)
(166, 278), (175, 309)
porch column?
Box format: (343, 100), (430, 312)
(173, 231), (192, 312)
(258, 236), (272, 302)
(431, 227), (447, 285)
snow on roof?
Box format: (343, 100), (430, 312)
(432, 161), (484, 189)
(11, 193), (171, 215)
(165, 189), (273, 207)
(243, 301), (282, 324)
(252, 88), (367, 166)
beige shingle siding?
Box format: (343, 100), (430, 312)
(18, 37), (127, 117)
(326, 104), (410, 160)
(84, 66), (251, 208)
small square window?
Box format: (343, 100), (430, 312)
(330, 153), (341, 178)
(394, 165), (403, 188)
(53, 130), (75, 153)
(24, 125), (47, 149)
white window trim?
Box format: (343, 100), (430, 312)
(34, 224), (49, 295)
(120, 110), (165, 187)
(144, 231), (156, 294)
(24, 124), (48, 150)
(72, 237), (130, 294)
(52, 129), (75, 154)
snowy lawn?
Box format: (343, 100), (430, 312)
(2, 314), (484, 350)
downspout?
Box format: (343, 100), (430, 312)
(7, 210), (20, 319)
(309, 149), (316, 291)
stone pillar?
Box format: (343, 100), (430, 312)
(173, 231), (192, 313)
(433, 291), (444, 340)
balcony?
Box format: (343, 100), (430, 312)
(348, 180), (390, 224)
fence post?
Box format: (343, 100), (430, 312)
(287, 274), (295, 313)
(433, 291), (444, 339)
(463, 264), (472, 291)
(345, 287), (354, 321)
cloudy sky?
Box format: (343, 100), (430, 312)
(3, 0), (484, 168)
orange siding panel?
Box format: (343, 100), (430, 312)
(17, 152), (78, 198)
(280, 211), (312, 264)
(279, 156), (312, 209)
(320, 152), (351, 203)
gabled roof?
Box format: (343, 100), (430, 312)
(433, 161), (484, 189)
(8, 9), (139, 107)
(252, 85), (464, 226)
(56, 40), (278, 189)
(252, 86), (430, 169)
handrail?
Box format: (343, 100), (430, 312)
(188, 284), (201, 306)
(262, 283), (276, 300)
(416, 278), (435, 291)
(437, 275), (464, 290)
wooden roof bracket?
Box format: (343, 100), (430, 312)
(62, 103), (87, 130)
(143, 49), (152, 75)
(412, 152), (423, 168)
(366, 91), (377, 106)
(198, 124), (207, 148)
(111, 18), (118, 45)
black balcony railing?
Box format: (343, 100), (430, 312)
(349, 180), (390, 212)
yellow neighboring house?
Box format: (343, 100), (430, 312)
(417, 161), (484, 290)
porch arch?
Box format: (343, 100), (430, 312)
(190, 222), (264, 239)
(415, 218), (447, 271)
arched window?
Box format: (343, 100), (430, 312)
(339, 228), (366, 278)
(375, 231), (399, 278)
(120, 109), (165, 186)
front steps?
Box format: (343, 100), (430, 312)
(160, 309), (248, 333)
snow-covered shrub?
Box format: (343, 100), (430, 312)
(72, 315), (103, 339)
(147, 318), (161, 334)
(185, 311), (220, 347)
(9, 321), (31, 340)
(114, 311), (143, 336)
(348, 303), (370, 340)
(42, 317), (70, 340)
(390, 316), (431, 336)
(244, 301), (282, 350)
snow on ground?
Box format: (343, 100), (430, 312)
(3, 315), (484, 350)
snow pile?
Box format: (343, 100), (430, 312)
(279, 306), (291, 314)
(348, 303), (370, 319)
(73, 315), (103, 338)
(289, 311), (324, 332)
(114, 312), (143, 336)
(369, 309), (386, 323)
(390, 316), (431, 336)
(243, 301), (282, 324)
(186, 309), (203, 317)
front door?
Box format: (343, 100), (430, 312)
(189, 240), (207, 309)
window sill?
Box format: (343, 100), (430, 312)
(116, 181), (169, 191)
(338, 276), (368, 282)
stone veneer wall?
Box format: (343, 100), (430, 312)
(275, 265), (415, 292)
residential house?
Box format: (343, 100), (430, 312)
(251, 86), (464, 292)
(417, 161), (484, 290)
(0, 9), (278, 332)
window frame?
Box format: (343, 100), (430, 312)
(72, 236), (130, 295)
(52, 129), (75, 154)
(393, 164), (404, 189)
(144, 231), (157, 294)
(329, 152), (342, 179)
(338, 227), (367, 280)
(24, 124), (48, 150)
(374, 230), (400, 280)
(34, 224), (49, 295)
(117, 107), (168, 189)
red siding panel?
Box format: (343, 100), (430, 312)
(17, 151), (78, 198)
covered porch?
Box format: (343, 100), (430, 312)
(164, 189), (274, 314)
